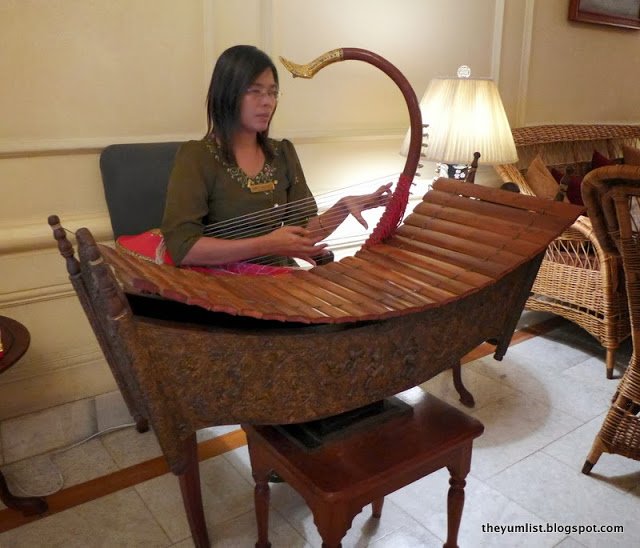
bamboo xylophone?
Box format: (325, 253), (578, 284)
(100, 178), (584, 324)
(48, 45), (585, 548)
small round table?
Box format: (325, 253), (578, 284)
(0, 316), (48, 516)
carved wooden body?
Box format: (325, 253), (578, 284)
(50, 176), (581, 546)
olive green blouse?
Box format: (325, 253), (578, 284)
(161, 137), (317, 266)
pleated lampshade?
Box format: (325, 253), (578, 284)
(401, 74), (518, 167)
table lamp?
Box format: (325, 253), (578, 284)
(401, 66), (517, 183)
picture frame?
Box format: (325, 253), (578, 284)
(568, 0), (640, 29)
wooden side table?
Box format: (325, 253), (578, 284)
(0, 316), (48, 516)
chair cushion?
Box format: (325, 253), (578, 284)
(100, 142), (182, 238)
(592, 150), (616, 170)
(525, 154), (559, 200)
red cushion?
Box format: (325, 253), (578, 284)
(565, 175), (584, 206)
(550, 167), (563, 184)
(592, 150), (616, 170)
(546, 150), (615, 207)
(547, 167), (583, 205)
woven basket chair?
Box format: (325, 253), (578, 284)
(581, 168), (640, 473)
(495, 125), (640, 378)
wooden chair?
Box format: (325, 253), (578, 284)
(495, 125), (640, 378)
(580, 166), (640, 473)
(244, 392), (484, 548)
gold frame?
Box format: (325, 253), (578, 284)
(569, 0), (640, 29)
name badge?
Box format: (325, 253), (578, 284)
(248, 179), (277, 193)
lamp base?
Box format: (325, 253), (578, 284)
(435, 152), (481, 183)
(436, 163), (470, 180)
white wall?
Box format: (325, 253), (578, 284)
(1, 0), (639, 418)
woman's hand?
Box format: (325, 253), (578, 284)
(341, 182), (393, 229)
(264, 225), (328, 265)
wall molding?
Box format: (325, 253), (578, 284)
(0, 284), (76, 308)
(202, 0), (216, 95)
(259, 0), (274, 56)
(0, 213), (113, 255)
(0, 133), (203, 159)
(0, 129), (406, 160)
(0, 352), (114, 421)
(516, 0), (535, 127)
(2, 345), (105, 385)
(491, 0), (505, 82)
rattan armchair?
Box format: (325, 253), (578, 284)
(495, 125), (640, 378)
(581, 168), (640, 472)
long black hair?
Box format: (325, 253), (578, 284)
(205, 45), (279, 164)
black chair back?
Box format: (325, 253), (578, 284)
(99, 142), (182, 238)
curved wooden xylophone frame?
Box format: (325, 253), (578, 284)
(49, 179), (581, 547)
(48, 48), (585, 548)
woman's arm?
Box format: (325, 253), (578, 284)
(306, 182), (393, 238)
(181, 225), (327, 266)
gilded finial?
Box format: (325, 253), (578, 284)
(279, 48), (344, 78)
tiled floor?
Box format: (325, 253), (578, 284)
(1, 312), (639, 547)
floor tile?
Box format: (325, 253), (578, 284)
(464, 392), (583, 480)
(554, 536), (588, 547)
(135, 453), (254, 544)
(542, 323), (633, 378)
(486, 452), (638, 547)
(99, 424), (162, 468)
(51, 437), (120, 487)
(2, 431), (127, 503)
(467, 348), (613, 422)
(0, 488), (171, 547)
(206, 508), (310, 547)
(368, 525), (442, 547)
(388, 468), (566, 547)
(222, 444), (253, 484)
(196, 424), (240, 444)
(95, 390), (134, 432)
(0, 500), (97, 547)
(543, 413), (640, 492)
(503, 328), (597, 373)
(1, 398), (96, 463)
(1, 453), (62, 498)
(198, 453), (256, 525)
(420, 365), (520, 413)
(169, 539), (194, 548)
(134, 472), (190, 544)
(272, 490), (423, 548)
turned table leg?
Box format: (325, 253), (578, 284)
(444, 446), (472, 548)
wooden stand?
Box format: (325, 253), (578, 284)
(244, 392), (484, 548)
(0, 316), (48, 516)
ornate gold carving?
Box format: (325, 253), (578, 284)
(279, 49), (344, 79)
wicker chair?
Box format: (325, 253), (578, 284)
(581, 167), (640, 473)
(495, 125), (640, 378)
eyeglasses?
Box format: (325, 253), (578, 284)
(245, 86), (281, 101)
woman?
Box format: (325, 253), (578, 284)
(161, 45), (391, 269)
